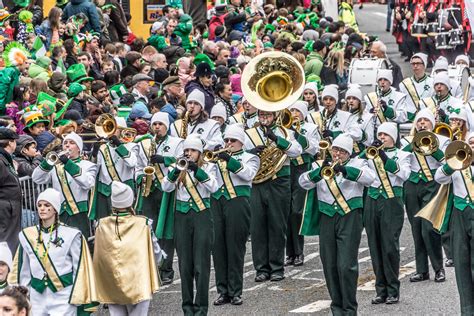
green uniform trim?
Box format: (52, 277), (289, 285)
(163, 156), (176, 167)
(291, 153), (313, 166)
(167, 168), (180, 182)
(296, 134), (309, 150)
(195, 168), (209, 182)
(319, 197), (363, 217)
(176, 198), (211, 213)
(442, 164), (455, 176)
(407, 112), (416, 122)
(39, 159), (54, 171)
(344, 166), (361, 181)
(368, 186), (404, 199)
(212, 185), (251, 200)
(115, 144), (130, 158)
(97, 179), (134, 196)
(61, 200), (89, 215)
(309, 167), (322, 182)
(276, 136), (291, 151)
(31, 272), (73, 293)
(384, 158), (399, 174)
(408, 169), (438, 183)
(333, 130), (343, 138)
(432, 148), (444, 162)
(383, 106), (395, 119)
(452, 196), (474, 211)
(226, 157), (243, 173)
(276, 165), (290, 178)
(64, 160), (81, 177)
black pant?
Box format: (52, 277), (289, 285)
(0, 199), (21, 254)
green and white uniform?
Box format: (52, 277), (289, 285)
(364, 88), (408, 128)
(399, 75), (434, 121)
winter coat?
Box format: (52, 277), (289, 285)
(0, 67), (20, 115)
(14, 135), (42, 177)
(106, 0), (128, 42)
(28, 63), (50, 82)
(68, 98), (89, 119)
(35, 20), (53, 49)
(174, 14), (193, 51)
(32, 131), (56, 154)
(62, 0), (101, 34)
(185, 80), (215, 115)
(120, 64), (139, 79)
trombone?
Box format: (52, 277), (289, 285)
(79, 113), (117, 143)
(412, 130), (439, 156)
(203, 147), (231, 163)
(445, 141), (473, 171)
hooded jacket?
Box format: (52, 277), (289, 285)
(14, 135), (42, 177)
(62, 0), (101, 34)
(28, 63), (50, 82)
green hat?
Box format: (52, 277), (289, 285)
(148, 35), (168, 51)
(67, 83), (86, 98)
(22, 111), (49, 131)
(109, 84), (128, 105)
(66, 64), (94, 83)
(36, 56), (51, 69)
(263, 42), (273, 49)
(193, 53), (215, 71)
(14, 0), (30, 8)
(306, 74), (324, 91)
(101, 4), (116, 10)
(54, 98), (73, 122)
(264, 24), (275, 33)
(53, 119), (73, 128)
(36, 92), (58, 116)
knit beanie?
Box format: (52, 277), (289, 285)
(377, 122), (398, 143)
(332, 133), (353, 154)
(411, 53), (428, 67)
(186, 90), (205, 108)
(210, 104), (227, 120)
(377, 69), (393, 84)
(433, 72), (451, 89)
(414, 108), (436, 130)
(321, 85), (338, 103)
(111, 181), (134, 209)
(151, 112), (170, 129)
(224, 123), (246, 144)
(63, 132), (83, 152)
(37, 188), (61, 213)
(289, 100), (309, 119)
(183, 135), (203, 153)
(0, 242), (12, 271)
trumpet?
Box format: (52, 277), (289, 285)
(45, 150), (70, 165)
(321, 161), (340, 180)
(366, 144), (384, 160)
(177, 157), (189, 171)
(203, 147), (231, 163)
(412, 130), (439, 156)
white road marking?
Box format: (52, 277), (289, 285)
(289, 300), (332, 313)
(373, 12), (387, 18)
(358, 260), (416, 291)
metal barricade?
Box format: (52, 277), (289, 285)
(19, 176), (51, 228)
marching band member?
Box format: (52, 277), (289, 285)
(299, 134), (375, 315)
(210, 103), (228, 133)
(432, 56), (463, 99)
(244, 109), (302, 282)
(32, 132), (97, 238)
(434, 133), (474, 314)
(227, 97), (258, 129)
(161, 135), (218, 315)
(285, 101), (319, 267)
(364, 69), (408, 129)
(0, 242), (12, 294)
(346, 85), (374, 154)
(8, 188), (97, 315)
(362, 123), (411, 305)
(90, 117), (137, 220)
(318, 85), (359, 143)
(211, 124), (259, 306)
(401, 109), (450, 283)
(135, 112), (183, 285)
(419, 72), (474, 131)
(170, 90), (224, 150)
(302, 82), (320, 113)
(93, 181), (164, 316)
(399, 53), (434, 122)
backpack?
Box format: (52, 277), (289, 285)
(209, 14), (227, 40)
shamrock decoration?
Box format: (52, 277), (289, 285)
(388, 99), (394, 106)
(53, 237), (64, 247)
(424, 85), (430, 91)
(334, 121), (340, 128)
(163, 145), (170, 152)
(197, 128), (204, 134)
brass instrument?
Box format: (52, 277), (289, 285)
(318, 111), (331, 161)
(181, 112), (189, 139)
(433, 122), (454, 140)
(45, 150), (69, 165)
(241, 51), (305, 112)
(412, 130), (439, 156)
(292, 117), (301, 133)
(366, 144), (385, 160)
(79, 113), (117, 143)
(119, 127), (137, 143)
(241, 51), (305, 184)
(142, 139), (157, 197)
(177, 157), (189, 171)
(203, 147), (231, 163)
(321, 161), (340, 180)
(445, 140), (473, 170)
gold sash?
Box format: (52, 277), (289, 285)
(373, 156), (395, 198)
(309, 112), (323, 132)
(367, 92), (386, 123)
(232, 113), (244, 124)
(325, 177), (351, 214)
(461, 168), (474, 201)
(402, 78), (421, 110)
(245, 128), (265, 147)
(422, 97), (437, 115)
(22, 227), (65, 291)
(184, 173), (206, 211)
(174, 119), (183, 138)
(100, 145), (121, 182)
(415, 152), (433, 181)
(56, 164), (80, 214)
(217, 160), (237, 199)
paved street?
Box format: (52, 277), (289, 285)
(99, 4), (460, 315)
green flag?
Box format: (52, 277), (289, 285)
(31, 36), (46, 58)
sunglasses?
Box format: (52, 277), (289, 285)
(410, 62), (424, 66)
(304, 91), (315, 95)
(224, 138), (237, 143)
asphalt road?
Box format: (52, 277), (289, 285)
(98, 4), (461, 315)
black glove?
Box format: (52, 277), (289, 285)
(371, 139), (383, 148)
(333, 164), (347, 176)
(322, 157), (331, 167)
(264, 126), (278, 142)
(91, 142), (101, 158)
(214, 144), (223, 151)
(379, 99), (387, 111)
(378, 149), (388, 163)
(250, 145), (266, 155)
(188, 161), (198, 172)
(322, 130), (333, 139)
(217, 151), (231, 162)
(59, 154), (69, 165)
(438, 109), (448, 122)
(110, 135), (122, 147)
(150, 154), (165, 164)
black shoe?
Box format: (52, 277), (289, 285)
(359, 4), (363, 9)
(386, 28), (390, 32)
(255, 274), (269, 282)
(213, 295), (231, 306)
(270, 274), (285, 282)
(434, 269), (446, 282)
(231, 296), (243, 305)
(293, 254), (304, 266)
(161, 277), (173, 285)
(371, 296), (386, 304)
(386, 296), (399, 304)
(409, 272), (430, 282)
(445, 259), (454, 267)
(284, 256), (295, 266)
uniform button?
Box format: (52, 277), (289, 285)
(334, 206), (338, 210)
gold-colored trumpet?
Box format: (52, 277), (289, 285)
(45, 150), (69, 165)
(203, 147), (231, 163)
(366, 144), (385, 160)
(78, 113), (118, 143)
(321, 161), (340, 180)
(445, 140), (473, 170)
(177, 157), (189, 171)
(413, 130), (439, 156)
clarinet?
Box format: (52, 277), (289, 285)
(373, 86), (381, 138)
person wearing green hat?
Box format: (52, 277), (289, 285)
(173, 14), (193, 51)
(66, 63), (94, 84)
(28, 56), (52, 82)
(67, 83), (88, 119)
